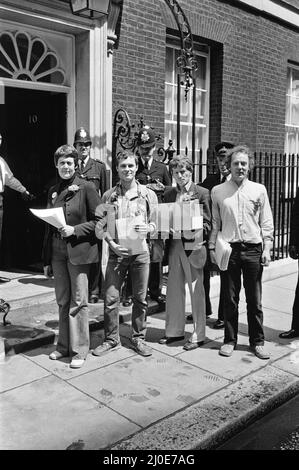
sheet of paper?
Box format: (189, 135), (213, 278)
(157, 201), (203, 232)
(116, 215), (148, 255)
(30, 207), (66, 229)
(157, 203), (173, 232)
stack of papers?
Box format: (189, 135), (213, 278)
(115, 215), (148, 255)
(30, 207), (66, 228)
(157, 201), (203, 232)
(215, 232), (232, 271)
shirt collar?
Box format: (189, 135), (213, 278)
(141, 156), (153, 169)
(177, 179), (193, 193)
(81, 156), (90, 167)
(229, 177), (249, 189)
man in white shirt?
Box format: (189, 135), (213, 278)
(209, 145), (274, 359)
(0, 133), (33, 279)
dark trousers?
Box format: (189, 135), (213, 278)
(88, 242), (103, 299)
(148, 261), (162, 298)
(104, 251), (150, 343)
(203, 268), (225, 319)
(123, 261), (162, 300)
(291, 262), (299, 331)
(222, 243), (265, 346)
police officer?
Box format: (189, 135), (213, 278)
(187, 142), (234, 328)
(73, 127), (108, 303)
(136, 126), (171, 304)
(74, 127), (107, 197)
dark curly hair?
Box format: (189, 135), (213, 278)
(54, 144), (78, 167)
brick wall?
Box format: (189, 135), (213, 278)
(112, 0), (166, 141)
(112, 0), (299, 154)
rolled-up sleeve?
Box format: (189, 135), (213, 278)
(259, 187), (274, 243)
(209, 188), (221, 249)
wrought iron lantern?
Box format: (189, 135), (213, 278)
(69, 0), (110, 19)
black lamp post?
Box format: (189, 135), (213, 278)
(69, 0), (110, 19)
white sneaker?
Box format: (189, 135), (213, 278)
(250, 345), (270, 360)
(70, 356), (85, 368)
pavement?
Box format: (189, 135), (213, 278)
(1, 258), (299, 450)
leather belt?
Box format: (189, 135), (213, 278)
(230, 242), (262, 251)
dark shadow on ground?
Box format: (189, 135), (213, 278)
(18, 277), (55, 288)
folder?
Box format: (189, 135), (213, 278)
(215, 232), (232, 271)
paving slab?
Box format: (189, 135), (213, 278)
(0, 374), (140, 450)
(112, 366), (299, 450)
(69, 349), (229, 428)
(0, 353), (50, 393)
(175, 333), (290, 381)
(0, 274), (55, 309)
(23, 335), (136, 381)
(238, 307), (292, 343)
(272, 343), (299, 378)
(261, 284), (294, 314)
(266, 273), (298, 291)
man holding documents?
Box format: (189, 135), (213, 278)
(43, 144), (101, 369)
(92, 151), (158, 357)
(209, 145), (274, 359)
(159, 156), (211, 351)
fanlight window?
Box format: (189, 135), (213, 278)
(0, 31), (65, 85)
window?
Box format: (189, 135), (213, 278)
(285, 64), (299, 154)
(165, 40), (210, 181)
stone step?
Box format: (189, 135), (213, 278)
(1, 298), (165, 355)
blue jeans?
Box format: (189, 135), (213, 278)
(222, 243), (264, 346)
(51, 237), (90, 358)
(104, 250), (150, 344)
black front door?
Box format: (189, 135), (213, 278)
(0, 87), (67, 271)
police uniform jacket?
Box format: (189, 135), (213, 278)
(77, 157), (108, 196)
(43, 175), (101, 266)
(200, 172), (222, 192)
(136, 159), (171, 202)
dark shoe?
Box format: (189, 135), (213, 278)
(131, 339), (152, 356)
(279, 329), (299, 339)
(250, 345), (270, 360)
(92, 341), (121, 356)
(151, 294), (166, 305)
(213, 319), (225, 329)
(89, 295), (99, 304)
(158, 335), (185, 345)
(183, 340), (204, 351)
(122, 298), (133, 307)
